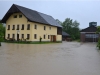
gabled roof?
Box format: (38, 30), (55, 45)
(2, 4), (62, 28)
(62, 31), (70, 36)
(80, 26), (97, 32)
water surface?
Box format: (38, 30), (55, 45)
(0, 42), (100, 75)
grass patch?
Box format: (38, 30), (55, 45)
(4, 41), (62, 44)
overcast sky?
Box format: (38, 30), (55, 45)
(0, 0), (100, 29)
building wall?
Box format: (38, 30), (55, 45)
(57, 35), (62, 41)
(80, 32), (100, 42)
(80, 32), (85, 42)
(31, 22), (58, 41)
(6, 13), (32, 41)
(6, 13), (62, 42)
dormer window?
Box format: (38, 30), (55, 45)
(19, 15), (22, 18)
(14, 15), (17, 18)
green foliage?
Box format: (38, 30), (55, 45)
(96, 26), (100, 34)
(96, 26), (100, 50)
(62, 18), (80, 40)
(97, 38), (100, 50)
(39, 37), (42, 42)
(0, 23), (5, 45)
(5, 41), (62, 44)
(56, 19), (62, 25)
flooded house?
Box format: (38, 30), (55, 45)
(1, 4), (62, 42)
(80, 22), (99, 42)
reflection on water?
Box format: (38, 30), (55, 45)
(0, 42), (100, 75)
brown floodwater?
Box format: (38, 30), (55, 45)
(0, 42), (100, 75)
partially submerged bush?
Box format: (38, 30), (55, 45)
(0, 42), (1, 46)
(97, 38), (100, 50)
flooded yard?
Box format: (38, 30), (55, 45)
(0, 42), (100, 75)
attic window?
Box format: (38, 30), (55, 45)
(19, 15), (22, 18)
(14, 15), (17, 18)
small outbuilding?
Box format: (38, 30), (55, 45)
(80, 22), (99, 42)
(62, 31), (70, 41)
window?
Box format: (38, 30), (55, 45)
(12, 25), (15, 30)
(27, 34), (30, 39)
(22, 34), (24, 39)
(21, 24), (24, 30)
(49, 27), (51, 30)
(12, 34), (15, 39)
(8, 34), (10, 39)
(44, 35), (46, 39)
(34, 24), (37, 29)
(48, 35), (50, 39)
(19, 15), (22, 18)
(14, 15), (17, 18)
(44, 26), (46, 30)
(16, 25), (19, 30)
(7, 25), (10, 30)
(34, 34), (37, 39)
(27, 24), (30, 30)
(85, 34), (99, 38)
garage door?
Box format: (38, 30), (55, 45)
(85, 34), (99, 42)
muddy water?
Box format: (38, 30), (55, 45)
(0, 42), (100, 75)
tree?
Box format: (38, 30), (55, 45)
(96, 26), (100, 50)
(62, 18), (80, 40)
(96, 26), (100, 33)
(0, 22), (5, 46)
(56, 19), (62, 25)
(62, 18), (73, 34)
(72, 20), (80, 39)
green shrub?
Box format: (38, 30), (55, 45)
(39, 37), (42, 42)
(97, 38), (100, 50)
(0, 42), (1, 46)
